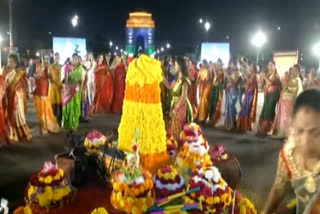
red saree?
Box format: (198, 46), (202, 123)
(5, 69), (32, 142)
(0, 75), (10, 145)
(112, 63), (126, 113)
(93, 64), (114, 113)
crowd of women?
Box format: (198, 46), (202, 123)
(0, 52), (127, 145)
(163, 56), (320, 141)
(1, 51), (320, 146)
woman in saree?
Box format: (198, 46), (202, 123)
(164, 57), (193, 142)
(196, 60), (212, 123)
(34, 62), (60, 135)
(0, 75), (9, 145)
(225, 60), (241, 130)
(112, 55), (127, 114)
(62, 53), (83, 131)
(187, 59), (198, 118)
(80, 64), (91, 121)
(237, 63), (258, 132)
(49, 53), (63, 124)
(209, 68), (225, 126)
(4, 54), (32, 142)
(272, 65), (303, 138)
(92, 54), (113, 113)
(262, 89), (320, 214)
(258, 60), (281, 136)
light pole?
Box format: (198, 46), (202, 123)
(0, 34), (3, 69)
(9, 0), (13, 52)
(312, 42), (320, 75)
(166, 43), (171, 49)
(251, 31), (267, 64)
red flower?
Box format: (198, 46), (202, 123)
(160, 188), (169, 197)
(133, 144), (138, 152)
(161, 165), (171, 174)
(202, 187), (212, 198)
(209, 145), (227, 162)
(174, 176), (180, 183)
(30, 174), (39, 186)
(48, 168), (58, 176)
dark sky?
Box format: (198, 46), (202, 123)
(0, 0), (320, 65)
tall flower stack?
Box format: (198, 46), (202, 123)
(118, 54), (169, 174)
(25, 162), (74, 210)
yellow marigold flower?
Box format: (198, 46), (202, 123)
(131, 206), (138, 214)
(39, 177), (44, 182)
(53, 188), (64, 201)
(28, 186), (36, 199)
(37, 194), (50, 207)
(62, 186), (71, 196)
(91, 207), (109, 214)
(59, 169), (64, 177)
(84, 141), (89, 147)
(213, 196), (221, 204)
(23, 205), (33, 214)
(206, 197), (214, 205)
(53, 174), (60, 181)
(116, 192), (122, 201)
(142, 204), (148, 212)
(119, 199), (125, 207)
(44, 176), (53, 184)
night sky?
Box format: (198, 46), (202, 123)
(0, 0), (320, 66)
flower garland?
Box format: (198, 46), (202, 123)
(25, 162), (74, 209)
(84, 130), (106, 155)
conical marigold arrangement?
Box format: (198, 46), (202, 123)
(118, 55), (169, 174)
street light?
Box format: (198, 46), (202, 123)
(71, 15), (78, 27)
(199, 18), (203, 24)
(204, 21), (211, 32)
(109, 41), (113, 47)
(116, 46), (119, 50)
(251, 31), (267, 64)
(166, 43), (171, 49)
(161, 47), (164, 52)
(36, 52), (40, 57)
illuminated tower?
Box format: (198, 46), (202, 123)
(126, 11), (155, 56)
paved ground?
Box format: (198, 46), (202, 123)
(0, 100), (287, 212)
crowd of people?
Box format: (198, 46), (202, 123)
(0, 52), (127, 145)
(163, 56), (320, 141)
(1, 51), (320, 146)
